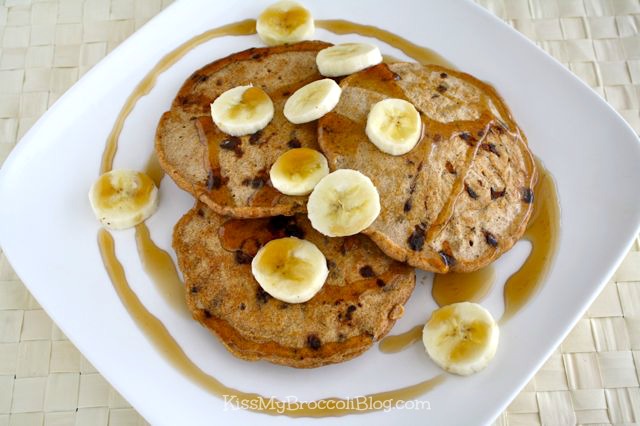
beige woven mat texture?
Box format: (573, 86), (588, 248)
(0, 0), (638, 425)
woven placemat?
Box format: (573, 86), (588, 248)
(0, 1), (639, 425)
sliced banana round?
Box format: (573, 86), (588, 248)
(89, 170), (159, 230)
(316, 43), (383, 77)
(366, 98), (422, 155)
(307, 169), (380, 237)
(256, 0), (315, 46)
(251, 237), (329, 303)
(284, 79), (341, 124)
(270, 148), (329, 196)
(422, 302), (499, 376)
(210, 85), (274, 136)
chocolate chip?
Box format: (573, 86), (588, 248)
(220, 137), (241, 151)
(376, 279), (386, 287)
(282, 91), (291, 97)
(256, 287), (271, 304)
(484, 231), (498, 247)
(267, 216), (289, 232)
(307, 334), (322, 350)
(284, 223), (305, 239)
(250, 177), (265, 189)
(440, 72), (448, 79)
(481, 143), (500, 156)
(203, 309), (212, 318)
(287, 138), (302, 148)
(251, 52), (263, 60)
(239, 303), (246, 310)
(190, 286), (199, 293)
(191, 73), (208, 83)
(326, 259), (336, 269)
(408, 225), (426, 251)
(234, 250), (253, 264)
(436, 84), (448, 93)
(403, 199), (412, 212)
(206, 169), (223, 190)
(445, 161), (456, 174)
(345, 305), (357, 321)
(491, 187), (506, 200)
(460, 132), (475, 145)
(522, 187), (534, 203)
(465, 183), (479, 199)
(439, 250), (456, 268)
(249, 131), (262, 145)
(359, 265), (375, 278)
(197, 209), (204, 217)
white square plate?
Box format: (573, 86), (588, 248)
(1, 1), (639, 424)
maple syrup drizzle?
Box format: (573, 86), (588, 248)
(134, 223), (188, 318)
(432, 265), (496, 307)
(500, 161), (559, 323)
(143, 152), (165, 188)
(97, 19), (455, 414)
(378, 325), (423, 354)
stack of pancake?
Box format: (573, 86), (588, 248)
(155, 41), (536, 368)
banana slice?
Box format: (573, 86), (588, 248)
(366, 98), (422, 155)
(270, 148), (329, 196)
(316, 43), (383, 77)
(256, 0), (315, 46)
(422, 302), (499, 376)
(307, 169), (381, 237)
(284, 79), (342, 124)
(89, 170), (159, 230)
(210, 85), (274, 136)
(251, 237), (329, 303)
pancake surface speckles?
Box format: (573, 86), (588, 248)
(318, 63), (537, 273)
(156, 41), (331, 218)
(173, 203), (415, 368)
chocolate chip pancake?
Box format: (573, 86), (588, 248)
(173, 203), (415, 368)
(156, 41), (331, 218)
(318, 63), (537, 273)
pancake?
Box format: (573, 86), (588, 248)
(156, 41), (331, 218)
(173, 203), (415, 368)
(317, 63), (537, 273)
